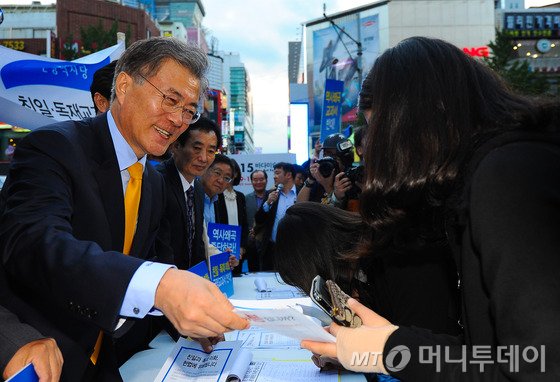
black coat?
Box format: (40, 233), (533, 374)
(156, 159), (206, 269)
(0, 114), (170, 380)
(215, 191), (249, 248)
(385, 132), (560, 381)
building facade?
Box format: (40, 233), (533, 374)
(304, 0), (495, 142)
(0, 3), (56, 56)
(495, 1), (560, 93)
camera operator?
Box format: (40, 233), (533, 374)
(297, 133), (361, 210)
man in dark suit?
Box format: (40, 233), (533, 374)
(244, 170), (267, 272)
(157, 116), (221, 270)
(253, 162), (297, 271)
(0, 37), (248, 381)
(245, 170), (268, 230)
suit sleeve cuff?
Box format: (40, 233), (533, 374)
(262, 202), (270, 212)
(119, 261), (175, 318)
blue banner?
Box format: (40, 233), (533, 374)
(209, 252), (234, 297)
(320, 79), (344, 141)
(207, 222), (241, 259)
(188, 260), (210, 280)
(1, 59), (110, 91)
(0, 43), (124, 125)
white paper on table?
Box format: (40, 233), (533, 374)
(225, 326), (301, 349)
(256, 289), (307, 300)
(242, 360), (338, 382)
(234, 308), (335, 343)
(154, 338), (252, 382)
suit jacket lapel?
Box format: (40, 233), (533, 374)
(166, 160), (189, 229)
(91, 116), (125, 252)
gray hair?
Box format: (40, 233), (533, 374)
(111, 37), (209, 104)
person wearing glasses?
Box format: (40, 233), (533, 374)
(200, 154), (239, 270)
(0, 37), (248, 380)
(156, 116), (222, 271)
(215, 158), (248, 275)
(200, 154), (234, 226)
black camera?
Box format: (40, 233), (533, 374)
(345, 165), (364, 184)
(316, 156), (339, 178)
(344, 165), (364, 198)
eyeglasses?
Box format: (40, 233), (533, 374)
(209, 168), (233, 183)
(139, 74), (201, 124)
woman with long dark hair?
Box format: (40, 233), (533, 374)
(276, 202), (459, 335)
(302, 36), (560, 380)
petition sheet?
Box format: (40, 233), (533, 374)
(235, 308), (335, 343)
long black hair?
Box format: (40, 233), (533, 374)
(275, 202), (367, 296)
(359, 36), (558, 244)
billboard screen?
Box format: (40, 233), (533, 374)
(311, 14), (379, 130)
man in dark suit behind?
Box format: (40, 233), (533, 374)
(156, 116), (222, 270)
(253, 162), (297, 271)
(244, 170), (268, 271)
(0, 37), (247, 381)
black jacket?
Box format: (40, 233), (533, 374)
(385, 132), (560, 381)
(156, 159), (206, 269)
(0, 114), (170, 380)
(215, 191), (249, 248)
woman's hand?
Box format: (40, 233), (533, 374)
(301, 299), (398, 374)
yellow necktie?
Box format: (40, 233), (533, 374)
(91, 162), (143, 365)
(123, 162), (143, 255)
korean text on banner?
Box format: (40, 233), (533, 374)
(320, 79), (344, 141)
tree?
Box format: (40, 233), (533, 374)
(485, 29), (550, 96)
(80, 19), (120, 55)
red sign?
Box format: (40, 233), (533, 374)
(462, 46), (489, 57)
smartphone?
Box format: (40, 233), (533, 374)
(310, 275), (362, 328)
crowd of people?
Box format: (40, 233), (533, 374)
(0, 35), (558, 382)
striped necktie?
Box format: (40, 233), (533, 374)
(186, 186), (195, 263)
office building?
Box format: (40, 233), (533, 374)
(304, 0), (495, 140)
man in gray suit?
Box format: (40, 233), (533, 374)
(1, 304), (63, 381)
(244, 170), (268, 271)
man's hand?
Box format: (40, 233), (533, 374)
(266, 190), (279, 205)
(194, 335), (225, 353)
(3, 338), (63, 382)
(333, 172), (352, 200)
(310, 163), (334, 193)
(155, 269), (249, 339)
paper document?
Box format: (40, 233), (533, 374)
(235, 308), (335, 343)
(154, 338), (252, 382)
(243, 360), (338, 382)
(256, 289), (307, 300)
(225, 326), (301, 349)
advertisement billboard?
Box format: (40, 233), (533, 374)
(311, 14), (379, 130)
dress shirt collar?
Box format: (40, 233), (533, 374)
(280, 184), (297, 197)
(175, 166), (195, 193)
(204, 193), (218, 203)
(107, 110), (147, 171)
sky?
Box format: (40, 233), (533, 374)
(0, 0), (558, 153)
